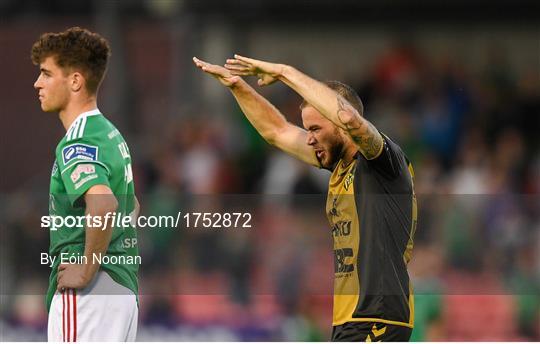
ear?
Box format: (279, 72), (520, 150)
(70, 72), (84, 92)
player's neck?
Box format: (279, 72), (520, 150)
(59, 97), (98, 131)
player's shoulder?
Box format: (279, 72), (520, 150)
(55, 110), (115, 165)
(64, 109), (113, 143)
(361, 132), (410, 180)
(380, 132), (409, 162)
(380, 132), (401, 151)
(59, 110), (119, 147)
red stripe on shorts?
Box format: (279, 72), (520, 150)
(62, 290), (66, 342)
(73, 289), (77, 342)
(67, 289), (71, 341)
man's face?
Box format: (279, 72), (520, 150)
(302, 105), (346, 170)
(33, 56), (71, 112)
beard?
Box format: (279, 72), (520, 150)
(317, 129), (346, 170)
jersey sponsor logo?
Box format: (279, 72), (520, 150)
(334, 248), (354, 273)
(332, 220), (351, 237)
(74, 174), (98, 190)
(51, 161), (58, 177)
(62, 144), (98, 165)
(344, 171), (354, 191)
(329, 197), (339, 218)
(120, 238), (138, 249)
(70, 164), (96, 183)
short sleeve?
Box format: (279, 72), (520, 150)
(61, 162), (110, 206)
(56, 140), (111, 206)
(366, 133), (406, 179)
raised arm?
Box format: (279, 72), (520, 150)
(226, 55), (384, 160)
(193, 57), (319, 167)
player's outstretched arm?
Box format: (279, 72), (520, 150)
(193, 57), (320, 167)
(226, 55), (384, 160)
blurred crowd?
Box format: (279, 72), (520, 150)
(2, 36), (539, 341)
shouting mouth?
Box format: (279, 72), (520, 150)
(315, 149), (325, 160)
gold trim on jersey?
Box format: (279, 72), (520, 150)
(408, 282), (415, 327)
(406, 163), (416, 328)
(333, 317), (414, 329)
(328, 158), (360, 326)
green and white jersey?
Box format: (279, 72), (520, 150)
(47, 109), (138, 311)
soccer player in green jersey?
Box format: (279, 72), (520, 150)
(32, 27), (139, 341)
(194, 56), (417, 341)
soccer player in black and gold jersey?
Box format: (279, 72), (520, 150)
(193, 55), (417, 341)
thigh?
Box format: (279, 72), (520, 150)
(48, 288), (80, 342)
(125, 301), (139, 342)
(365, 323), (412, 342)
(48, 271), (138, 342)
(76, 293), (137, 341)
(332, 322), (371, 341)
(76, 272), (138, 341)
(47, 291), (64, 342)
(378, 324), (412, 341)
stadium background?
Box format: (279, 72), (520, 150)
(1, 0), (539, 341)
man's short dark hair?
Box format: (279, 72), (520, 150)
(31, 27), (111, 95)
(300, 80), (364, 116)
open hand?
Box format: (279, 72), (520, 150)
(193, 57), (241, 87)
(225, 54), (285, 86)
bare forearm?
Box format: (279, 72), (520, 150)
(82, 203), (116, 278)
(279, 66), (348, 128)
(279, 65), (383, 159)
(229, 80), (289, 144)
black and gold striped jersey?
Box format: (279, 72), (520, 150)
(327, 133), (417, 328)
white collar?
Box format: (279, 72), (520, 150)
(65, 109), (101, 136)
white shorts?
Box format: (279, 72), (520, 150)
(48, 271), (138, 342)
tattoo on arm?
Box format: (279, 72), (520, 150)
(336, 96), (383, 159)
(358, 122), (383, 159)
